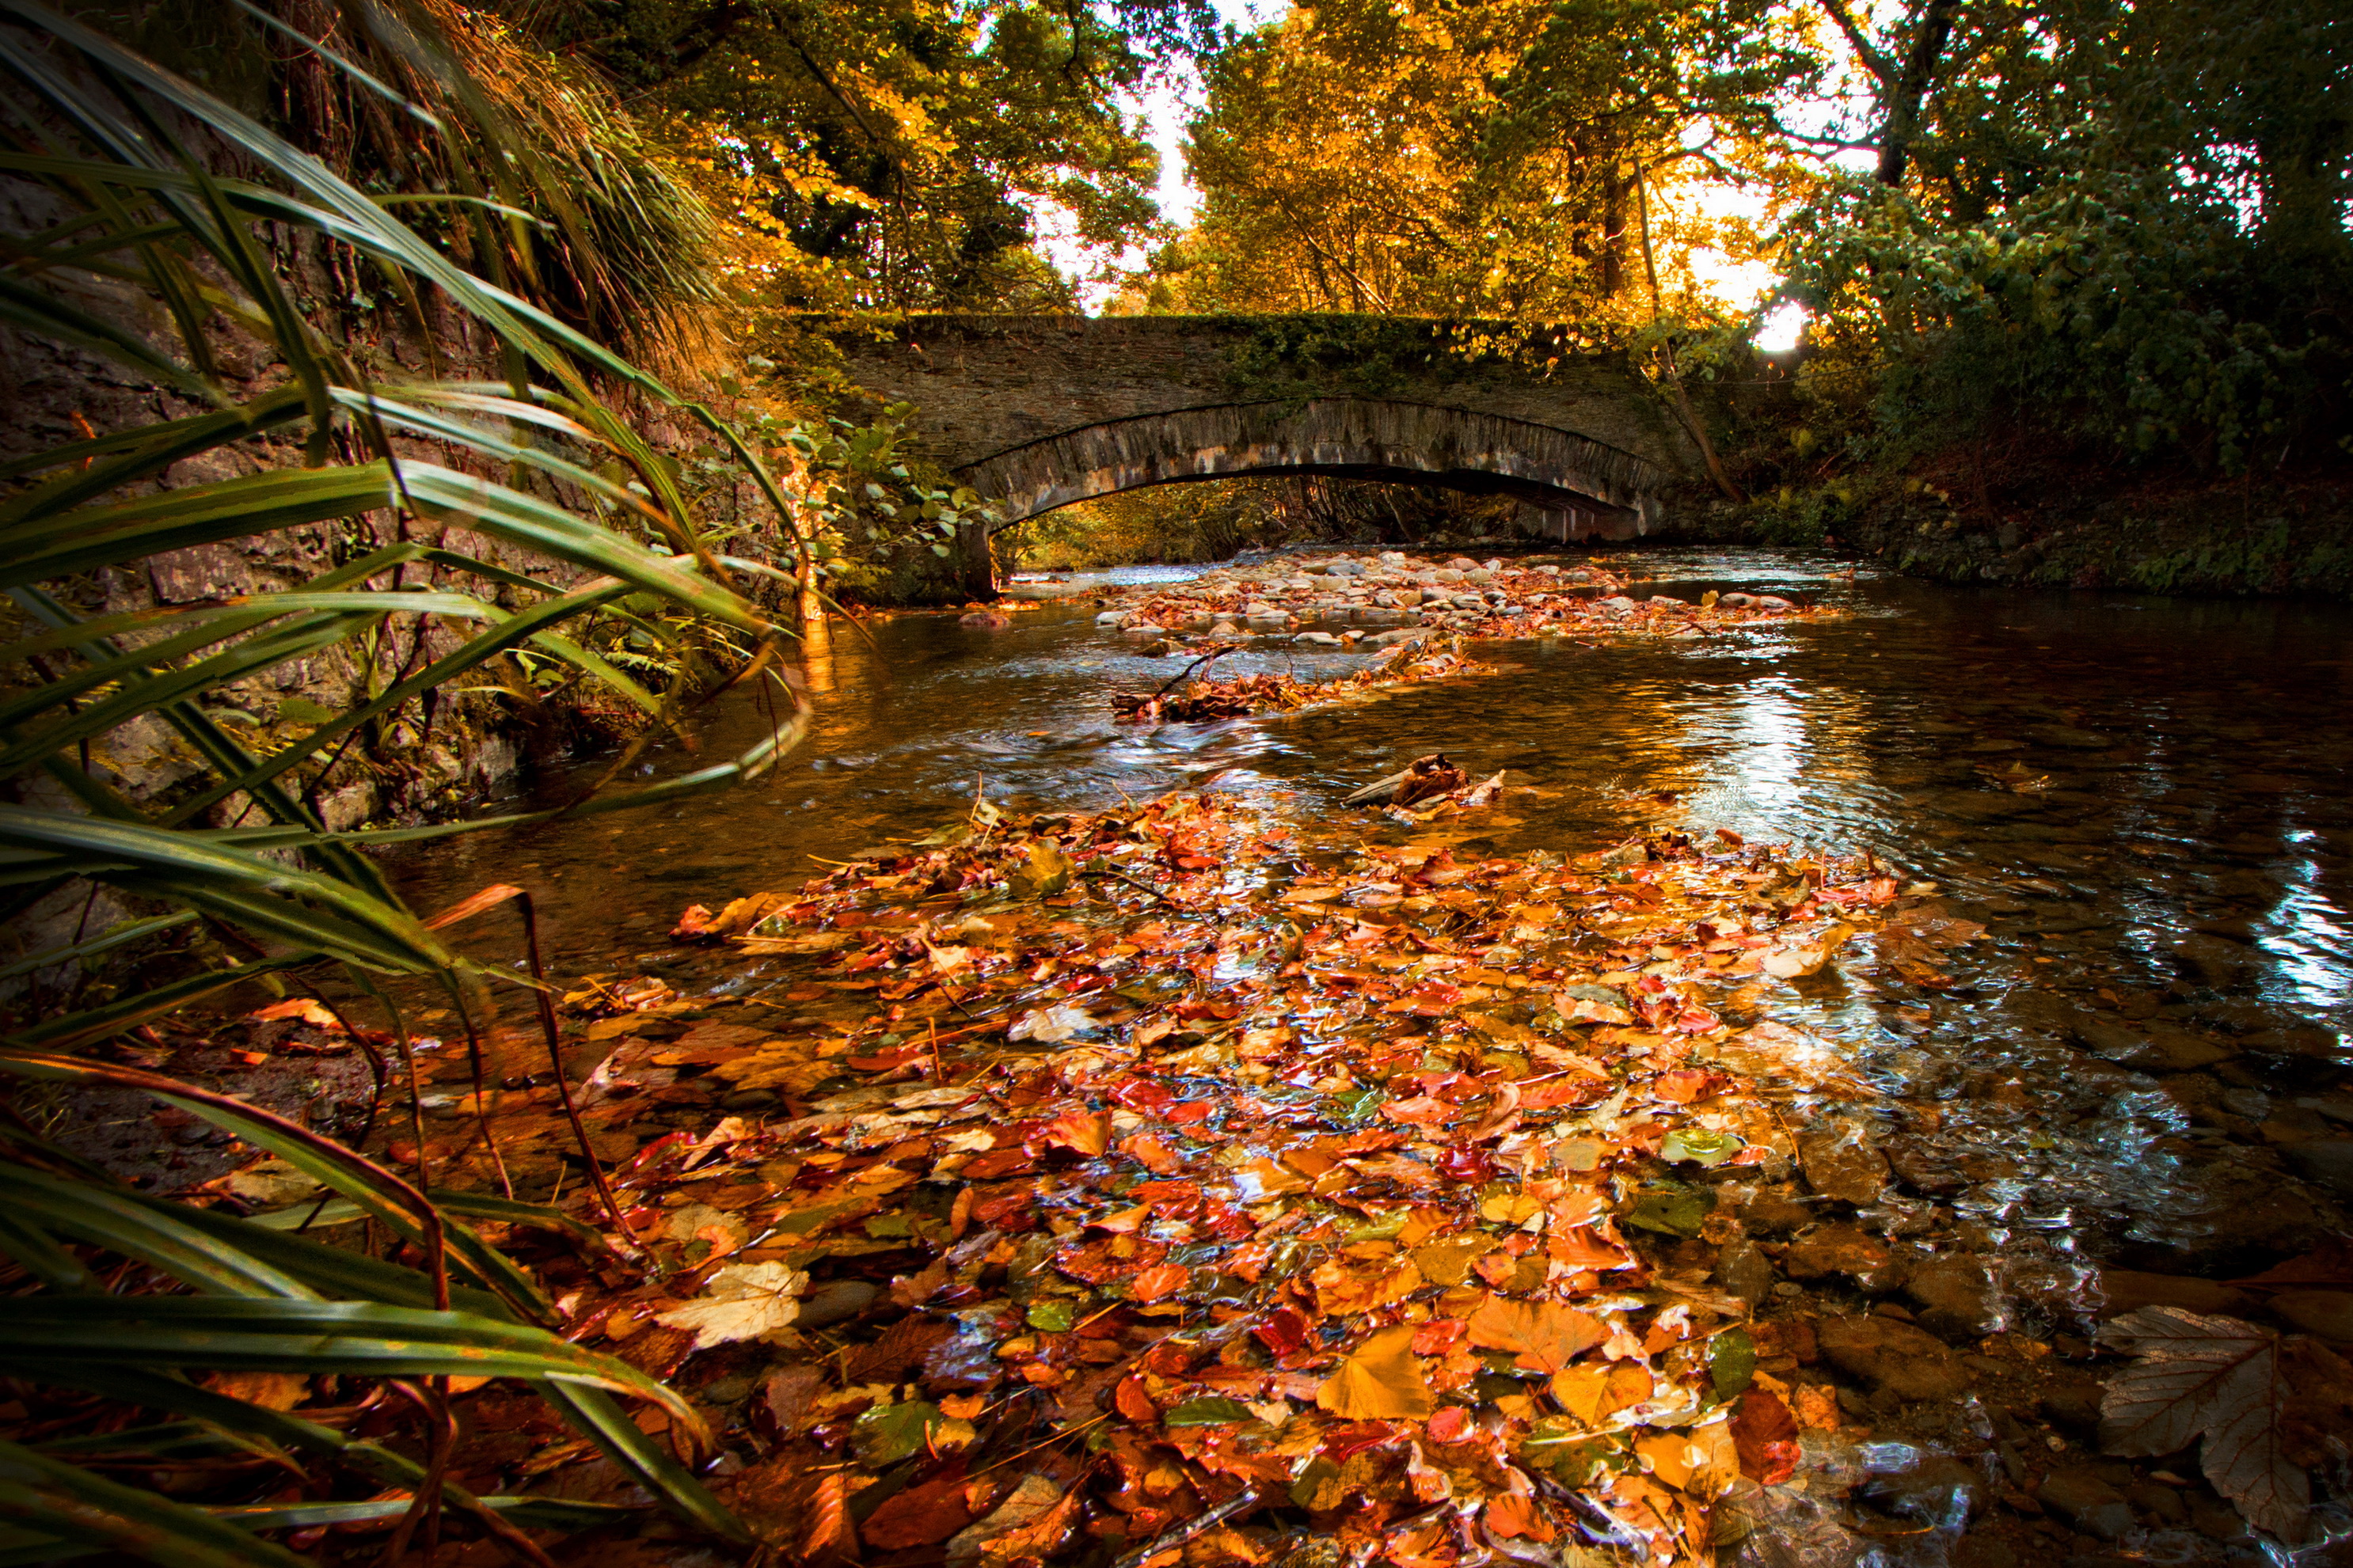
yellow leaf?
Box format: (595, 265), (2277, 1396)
(1316, 1323), (1436, 1420)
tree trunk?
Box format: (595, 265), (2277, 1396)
(1876, 0), (1961, 186)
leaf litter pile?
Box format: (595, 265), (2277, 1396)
(321, 768), (2346, 1566)
(1111, 639), (1475, 725)
(1092, 552), (1838, 731)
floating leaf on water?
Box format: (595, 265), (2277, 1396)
(1316, 1323), (1435, 1420)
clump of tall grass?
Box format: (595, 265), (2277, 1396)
(0, 0), (813, 1555)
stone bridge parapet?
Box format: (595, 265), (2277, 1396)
(820, 313), (1699, 594)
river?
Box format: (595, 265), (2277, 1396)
(396, 540), (2352, 1308)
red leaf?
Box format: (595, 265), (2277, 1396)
(1652, 1069), (1715, 1103)
(1254, 1307), (1312, 1357)
(861, 1465), (976, 1549)
(1730, 1389), (1801, 1485)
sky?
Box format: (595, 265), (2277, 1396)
(1028, 0), (1815, 351)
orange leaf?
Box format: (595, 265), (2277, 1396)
(1034, 1110), (1111, 1157)
(1465, 1296), (1607, 1375)
(799, 1471), (860, 1564)
(1129, 1262), (1188, 1302)
(1484, 1492), (1556, 1542)
(1316, 1323), (1436, 1420)
(1119, 1131), (1185, 1175)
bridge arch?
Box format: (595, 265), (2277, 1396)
(964, 397), (1663, 541)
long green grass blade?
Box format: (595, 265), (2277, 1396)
(0, 1298), (696, 1418)
(0, 1164), (318, 1298)
(0, 1439), (313, 1568)
(0, 913), (194, 981)
(6, 956), (307, 1052)
(0, 1210), (89, 1291)
(0, 274), (212, 398)
(0, 811), (455, 974)
(0, 390), (306, 517)
(0, 463), (393, 588)
(131, 1197), (512, 1319)
(537, 1383), (750, 1543)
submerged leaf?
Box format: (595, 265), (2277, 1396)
(2099, 1308), (2308, 1542)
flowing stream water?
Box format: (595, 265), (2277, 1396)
(394, 544), (2353, 1544)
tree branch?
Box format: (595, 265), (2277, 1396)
(1814, 0), (1895, 84)
(1877, 0), (1961, 184)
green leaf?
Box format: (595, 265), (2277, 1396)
(1709, 1327), (1756, 1400)
(1162, 1397), (1255, 1426)
(273, 697), (337, 724)
(1622, 1183), (1713, 1238)
(1025, 1300), (1076, 1331)
(0, 810), (456, 977)
(1658, 1128), (1744, 1167)
(850, 1401), (942, 1467)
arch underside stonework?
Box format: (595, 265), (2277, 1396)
(963, 398), (1666, 541)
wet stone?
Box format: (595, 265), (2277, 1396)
(1716, 1240), (1776, 1306)
(1904, 1254), (2001, 1339)
(1815, 1313), (1971, 1400)
(2093, 1269), (2251, 1319)
(1799, 1126), (1891, 1205)
(1739, 1188), (1816, 1234)
(1782, 1224), (1909, 1293)
(2271, 1290), (2353, 1341)
(2038, 1370), (2108, 1433)
(2284, 1140), (2353, 1200)
(2035, 1468), (2136, 1540)
(2070, 1016), (2237, 1072)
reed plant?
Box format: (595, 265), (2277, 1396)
(0, 1), (817, 1555)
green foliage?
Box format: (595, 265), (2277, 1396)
(0, 0), (812, 1042)
(1785, 173), (2339, 471)
(0, 1054), (745, 1556)
(771, 399), (998, 602)
(1778, 0), (2349, 476)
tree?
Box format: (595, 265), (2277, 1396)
(1157, 0), (1807, 326)
(499, 0), (1222, 311)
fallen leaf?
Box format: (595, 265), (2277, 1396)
(2100, 1307), (2309, 1542)
(1317, 1323), (1436, 1420)
(653, 1261), (809, 1349)
(1465, 1295), (1608, 1374)
(1129, 1262), (1188, 1302)
(862, 1465), (980, 1549)
(1728, 1388), (1800, 1485)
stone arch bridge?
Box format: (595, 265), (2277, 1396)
(825, 314), (1701, 596)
